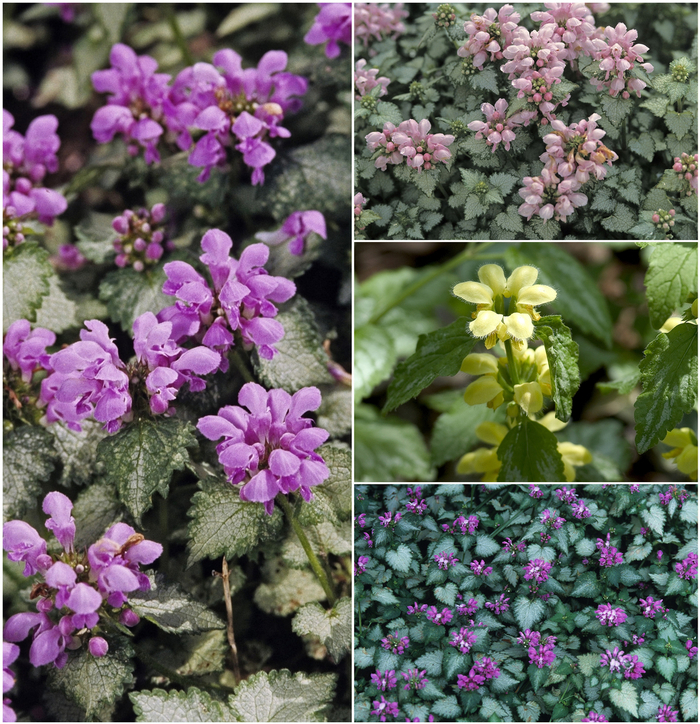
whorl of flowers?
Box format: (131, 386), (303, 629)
(529, 636), (557, 668)
(370, 695), (399, 722)
(112, 203), (171, 271)
(3, 110), (67, 231)
(501, 24), (568, 80)
(197, 382), (330, 515)
(659, 483), (692, 507)
(434, 550), (458, 570)
(426, 606), (453, 625)
(456, 598), (479, 616)
(355, 59), (390, 99)
(596, 533), (623, 567)
(304, 3), (351, 59)
(511, 67), (570, 123)
(467, 98), (537, 153)
(672, 153), (698, 196)
(366, 119), (454, 172)
(582, 712), (608, 722)
(407, 602), (428, 615)
(449, 627), (477, 654)
(380, 633), (409, 655)
(255, 210), (327, 256)
(523, 558), (552, 583)
(540, 508), (566, 530)
(518, 166), (588, 223)
(3, 320), (55, 385)
(401, 668), (428, 690)
(485, 593), (510, 614)
(457, 5), (522, 70)
(588, 22), (654, 98)
(637, 595), (664, 619)
(3, 492), (161, 669)
(355, 555), (369, 576)
(530, 484), (544, 498)
(530, 2), (597, 61)
(456, 656), (501, 690)
(159, 230), (296, 363)
(370, 668), (397, 691)
(354, 2), (408, 47)
(3, 641), (19, 722)
(676, 552), (698, 581)
(595, 602), (627, 626)
(657, 705), (679, 722)
(470, 559), (493, 576)
(405, 486), (427, 515)
(600, 645), (646, 679)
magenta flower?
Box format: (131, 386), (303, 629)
(516, 629), (541, 646)
(529, 484), (543, 498)
(112, 203), (171, 271)
(523, 559), (552, 583)
(470, 559), (493, 576)
(3, 320), (55, 383)
(630, 484), (640, 493)
(540, 508), (567, 529)
(529, 643), (556, 668)
(380, 634), (409, 655)
(304, 3), (351, 59)
(355, 555), (369, 576)
(3, 642), (19, 723)
(450, 627), (477, 654)
(555, 486), (578, 504)
(426, 606), (453, 625)
(457, 656), (500, 691)
(676, 552), (698, 580)
(401, 668), (428, 690)
(370, 669), (397, 691)
(600, 646), (627, 673)
(686, 640), (698, 659)
(370, 695), (399, 722)
(255, 210), (327, 256)
(582, 713), (608, 722)
(595, 603), (627, 627)
(407, 602), (428, 615)
(599, 546), (623, 567)
(571, 499), (592, 519)
(458, 5), (522, 69)
(485, 594), (510, 614)
(622, 653), (646, 680)
(355, 59), (390, 99)
(197, 382), (330, 515)
(91, 44), (171, 164)
(456, 598), (479, 616)
(354, 3), (408, 47)
(434, 551), (458, 570)
(657, 705), (679, 722)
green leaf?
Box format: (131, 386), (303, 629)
(369, 101), (403, 127)
(534, 316), (580, 421)
(291, 597), (351, 663)
(609, 680), (639, 717)
(664, 110), (694, 139)
(296, 442), (351, 526)
(35, 275), (79, 333)
(656, 655), (677, 682)
(645, 243), (698, 329)
(634, 322), (698, 453)
(98, 267), (170, 333)
(386, 544), (413, 573)
(601, 202), (637, 234)
(576, 538), (597, 556)
(517, 701), (541, 722)
(316, 388), (351, 438)
(72, 483), (123, 549)
(254, 296), (334, 393)
(434, 582), (458, 606)
(489, 172), (519, 197)
(49, 420), (107, 487)
(471, 67), (499, 94)
(599, 94), (633, 126)
(630, 134), (656, 162)
(505, 243), (613, 347)
(415, 650), (443, 676)
(494, 206), (525, 234)
(186, 470), (283, 565)
(497, 417), (566, 482)
(528, 663), (549, 691)
(641, 96), (669, 117)
(625, 542), (652, 562)
(464, 194), (486, 220)
(513, 597), (546, 630)
(577, 653), (600, 677)
(476, 534), (501, 557)
(571, 571), (601, 598)
(354, 323), (397, 403)
(641, 504), (666, 535)
(129, 571), (224, 635)
(371, 586), (399, 605)
(383, 318), (476, 412)
(131, 687), (232, 722)
(97, 418), (196, 522)
(3, 426), (56, 520)
(3, 241), (53, 332)
(681, 690), (698, 721)
(413, 170), (438, 197)
(48, 640), (134, 719)
(433, 696), (461, 720)
(228, 669), (335, 722)
(254, 564), (325, 616)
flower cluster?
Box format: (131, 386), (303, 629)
(523, 558), (552, 583)
(370, 695), (399, 722)
(197, 382), (330, 515)
(554, 485), (592, 519)
(433, 4), (457, 28)
(3, 642), (19, 722)
(91, 43), (307, 185)
(3, 492), (161, 669)
(467, 99), (537, 153)
(255, 210), (327, 256)
(378, 510), (402, 527)
(454, 264), (557, 350)
(380, 634), (410, 655)
(651, 208), (676, 238)
(355, 59), (390, 99)
(675, 552), (698, 581)
(159, 230), (296, 362)
(449, 627), (477, 654)
(355, 555), (369, 576)
(530, 484), (543, 498)
(366, 119), (454, 172)
(456, 598), (479, 616)
(600, 646), (645, 679)
(659, 484), (692, 507)
(3, 111), (67, 233)
(596, 533), (623, 567)
(370, 668), (397, 691)
(518, 166), (589, 223)
(470, 559), (493, 576)
(502, 537), (527, 555)
(672, 152), (698, 196)
(401, 668), (428, 690)
(354, 2), (408, 47)
(405, 486), (427, 515)
(485, 593), (510, 614)
(3, 320), (55, 385)
(442, 514), (479, 535)
(407, 602), (428, 615)
(112, 203), (171, 270)
(582, 712), (608, 722)
(456, 656), (501, 690)
(686, 640), (698, 659)
(657, 705), (679, 722)
(595, 603), (627, 626)
(434, 550), (458, 570)
(458, 5), (521, 70)
(304, 3), (351, 59)
(541, 508), (566, 530)
(426, 606), (453, 625)
(529, 637), (557, 668)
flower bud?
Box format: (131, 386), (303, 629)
(88, 637), (109, 657)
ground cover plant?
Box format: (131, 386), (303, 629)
(354, 241), (698, 482)
(354, 2), (698, 240)
(354, 482), (698, 722)
(3, 4), (352, 721)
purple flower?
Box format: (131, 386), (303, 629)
(456, 598), (479, 616)
(686, 639), (698, 659)
(3, 320), (55, 383)
(516, 629), (541, 646)
(529, 484), (543, 498)
(91, 44), (171, 164)
(571, 499), (591, 519)
(255, 210), (327, 256)
(600, 646), (627, 673)
(197, 383), (329, 515)
(355, 555), (369, 576)
(355, 513), (366, 528)
(582, 713), (608, 722)
(622, 653), (645, 679)
(380, 634), (409, 655)
(88, 636), (109, 658)
(355, 2), (408, 47)
(485, 594), (510, 614)
(630, 484), (640, 493)
(523, 558), (552, 583)
(457, 656), (501, 691)
(540, 508), (566, 529)
(42, 491), (76, 553)
(426, 606), (453, 625)
(675, 552), (698, 580)
(657, 705), (679, 722)
(529, 643), (557, 668)
(370, 695), (399, 722)
(112, 204), (171, 270)
(657, 550), (664, 561)
(450, 627), (477, 653)
(407, 602), (428, 615)
(638, 596), (664, 618)
(364, 532), (373, 547)
(304, 3), (352, 58)
(378, 511), (393, 527)
(595, 603), (627, 627)
(160, 230), (295, 361)
(370, 669), (397, 691)
(434, 550), (458, 570)
(39, 320), (131, 433)
(3, 641), (19, 723)
(401, 668), (428, 690)
(470, 559), (492, 576)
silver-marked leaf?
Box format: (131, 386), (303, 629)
(49, 420), (107, 487)
(386, 544), (413, 573)
(609, 680), (639, 717)
(99, 266), (170, 334)
(513, 597), (546, 630)
(130, 687), (232, 722)
(475, 534), (500, 557)
(72, 483), (123, 549)
(3, 241), (53, 332)
(291, 597), (351, 663)
(642, 504), (666, 535)
(680, 690), (698, 721)
(255, 560), (325, 616)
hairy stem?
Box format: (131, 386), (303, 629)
(230, 347), (254, 384)
(368, 242), (493, 325)
(165, 4), (195, 66)
(219, 557), (241, 686)
(505, 338), (520, 385)
(276, 494), (337, 607)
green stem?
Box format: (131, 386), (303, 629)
(158, 497), (169, 570)
(277, 494), (337, 607)
(368, 242), (493, 325)
(486, 498), (533, 539)
(620, 114), (628, 153)
(165, 4), (195, 65)
(230, 348), (254, 384)
(504, 339), (520, 385)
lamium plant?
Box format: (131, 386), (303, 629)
(354, 483), (698, 723)
(354, 2), (698, 240)
(3, 4), (351, 722)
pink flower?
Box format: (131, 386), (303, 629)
(523, 559), (552, 583)
(470, 559), (492, 576)
(355, 59), (390, 99)
(304, 3), (351, 59)
(595, 603), (627, 626)
(458, 5), (522, 69)
(467, 98), (537, 152)
(354, 3), (408, 47)
(501, 24), (567, 80)
(530, 3), (597, 60)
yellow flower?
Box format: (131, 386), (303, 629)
(456, 422), (508, 481)
(660, 316), (683, 333)
(461, 353), (504, 409)
(514, 284), (557, 321)
(534, 346), (552, 396)
(514, 381), (544, 415)
(557, 442), (592, 482)
(661, 428), (698, 479)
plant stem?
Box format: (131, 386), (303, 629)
(276, 494), (337, 607)
(505, 339), (520, 385)
(158, 497), (169, 570)
(165, 4), (195, 66)
(368, 242), (493, 325)
(230, 347), (254, 384)
(134, 644), (231, 692)
(219, 557), (241, 686)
